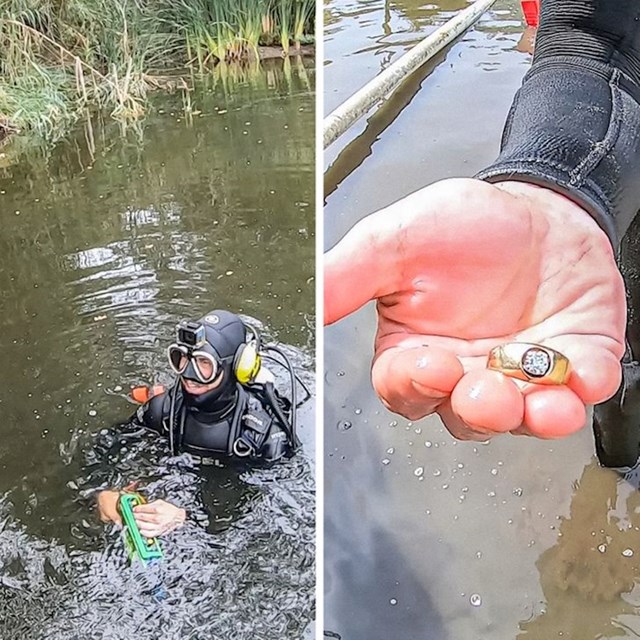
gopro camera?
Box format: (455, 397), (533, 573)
(176, 320), (206, 348)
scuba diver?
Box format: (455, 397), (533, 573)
(96, 309), (303, 537)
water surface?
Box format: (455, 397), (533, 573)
(0, 59), (316, 640)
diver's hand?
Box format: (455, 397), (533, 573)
(324, 178), (626, 440)
(133, 499), (186, 537)
(97, 490), (122, 525)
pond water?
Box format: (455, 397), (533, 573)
(0, 58), (316, 640)
(324, 2), (640, 639)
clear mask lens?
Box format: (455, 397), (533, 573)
(167, 344), (219, 383)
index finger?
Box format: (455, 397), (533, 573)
(133, 503), (158, 514)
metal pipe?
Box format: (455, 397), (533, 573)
(323, 0), (498, 149)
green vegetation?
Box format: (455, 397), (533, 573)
(0, 0), (315, 139)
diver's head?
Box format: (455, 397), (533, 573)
(167, 310), (249, 407)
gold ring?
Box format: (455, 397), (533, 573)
(486, 342), (571, 385)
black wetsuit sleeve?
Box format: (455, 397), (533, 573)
(131, 393), (167, 435)
(476, 0), (640, 246)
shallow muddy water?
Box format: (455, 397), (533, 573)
(0, 59), (315, 640)
(324, 2), (640, 638)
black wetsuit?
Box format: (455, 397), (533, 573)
(133, 382), (296, 463)
(477, 0), (640, 466)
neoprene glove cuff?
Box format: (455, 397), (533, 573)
(476, 56), (640, 247)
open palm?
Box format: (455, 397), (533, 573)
(325, 179), (626, 440)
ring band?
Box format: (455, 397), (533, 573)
(487, 342), (571, 385)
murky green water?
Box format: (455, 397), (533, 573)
(0, 59), (315, 639)
(324, 2), (640, 639)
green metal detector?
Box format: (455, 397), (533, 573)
(117, 492), (163, 566)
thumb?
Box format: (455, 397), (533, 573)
(323, 178), (486, 325)
(324, 206), (408, 325)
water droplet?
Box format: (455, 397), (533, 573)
(414, 467), (424, 477)
(389, 598), (397, 606)
(88, 410), (97, 417)
(476, 551), (482, 559)
(337, 420), (352, 431)
(491, 468), (498, 476)
(389, 420), (398, 428)
(433, 469), (441, 477)
(598, 544), (607, 553)
(354, 408), (362, 415)
(470, 594), (482, 607)
(382, 459), (390, 465)
(337, 370), (345, 377)
(386, 447), (395, 455)
(414, 427), (422, 434)
(425, 441), (432, 448)
(513, 487), (523, 497)
(623, 548), (634, 557)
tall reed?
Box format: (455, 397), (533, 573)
(0, 0), (316, 138)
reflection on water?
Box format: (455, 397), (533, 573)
(324, 0), (640, 638)
(519, 463), (640, 638)
(0, 58), (315, 639)
(324, 0), (490, 115)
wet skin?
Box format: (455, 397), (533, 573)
(325, 178), (626, 440)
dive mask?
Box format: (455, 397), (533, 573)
(167, 320), (224, 384)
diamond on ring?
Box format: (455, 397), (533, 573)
(521, 348), (551, 377)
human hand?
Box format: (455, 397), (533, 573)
(325, 178), (626, 440)
(97, 482), (139, 525)
(97, 490), (122, 525)
(133, 499), (186, 538)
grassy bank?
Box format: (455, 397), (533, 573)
(0, 0), (315, 139)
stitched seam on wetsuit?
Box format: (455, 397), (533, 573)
(527, 55), (612, 83)
(568, 69), (622, 187)
(477, 159), (609, 206)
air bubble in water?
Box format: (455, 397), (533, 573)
(470, 594), (482, 607)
